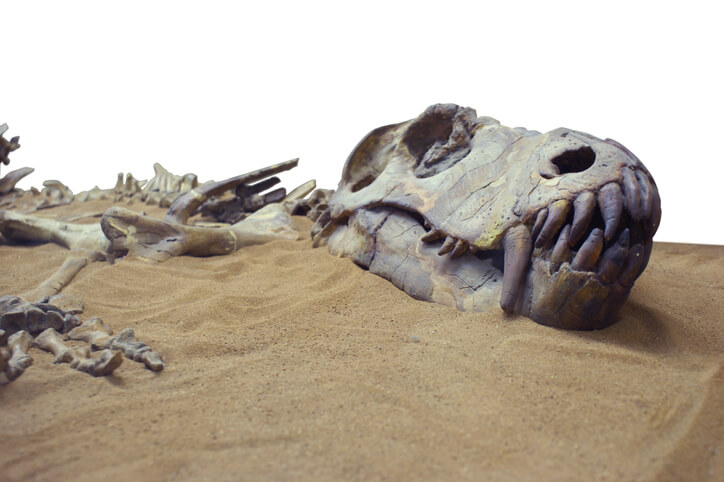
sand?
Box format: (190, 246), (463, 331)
(1, 199), (722, 481)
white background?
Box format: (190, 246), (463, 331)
(3, 1), (722, 245)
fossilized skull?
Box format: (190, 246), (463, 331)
(313, 104), (661, 330)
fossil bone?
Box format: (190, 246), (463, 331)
(66, 317), (164, 371)
(34, 328), (123, 377)
(313, 104), (661, 330)
(3, 331), (34, 381)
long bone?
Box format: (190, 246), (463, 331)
(34, 328), (123, 377)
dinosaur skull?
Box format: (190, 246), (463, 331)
(313, 104), (661, 330)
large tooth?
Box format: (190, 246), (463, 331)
(570, 228), (604, 272)
(551, 224), (572, 269)
(618, 243), (644, 287)
(597, 228), (630, 284)
(530, 208), (548, 241)
(569, 191), (595, 246)
(649, 190), (662, 236)
(597, 183), (623, 241)
(450, 239), (469, 259)
(622, 168), (643, 221)
(635, 171), (654, 219)
(421, 229), (445, 243)
(534, 199), (571, 248)
(437, 236), (457, 256)
(500, 225), (532, 313)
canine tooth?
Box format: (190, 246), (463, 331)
(597, 183), (623, 241)
(597, 228), (630, 284)
(635, 171), (654, 219)
(437, 236), (457, 255)
(618, 243), (644, 287)
(534, 199), (571, 248)
(551, 224), (572, 268)
(570, 228), (603, 272)
(500, 225), (532, 313)
(450, 239), (469, 259)
(650, 190), (662, 236)
(421, 229), (444, 243)
(530, 208), (548, 240)
(569, 191), (595, 246)
(622, 168), (643, 221)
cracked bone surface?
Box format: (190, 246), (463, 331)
(34, 327), (123, 377)
(66, 317), (164, 371)
(313, 104), (661, 330)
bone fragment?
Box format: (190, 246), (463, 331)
(0, 124), (20, 166)
(5, 331), (34, 381)
(35, 328), (123, 377)
(0, 167), (34, 195)
(164, 158), (299, 225)
(284, 179), (317, 202)
(535, 199), (570, 248)
(500, 224), (532, 313)
(571, 228), (604, 272)
(597, 183), (623, 241)
(0, 295), (82, 336)
(66, 317), (164, 371)
(569, 191), (595, 246)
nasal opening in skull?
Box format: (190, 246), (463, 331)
(551, 146), (595, 174)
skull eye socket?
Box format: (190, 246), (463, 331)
(550, 146), (596, 175)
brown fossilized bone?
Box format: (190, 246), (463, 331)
(313, 104), (661, 330)
(34, 327), (124, 377)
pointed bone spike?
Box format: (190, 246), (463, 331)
(635, 170), (654, 219)
(284, 179), (316, 202)
(450, 239), (469, 259)
(597, 183), (623, 241)
(500, 225), (532, 313)
(535, 199), (571, 248)
(6, 331), (34, 381)
(569, 191), (595, 246)
(551, 224), (572, 268)
(530, 208), (548, 241)
(597, 228), (630, 284)
(437, 236), (457, 256)
(0, 167), (35, 195)
(571, 228), (604, 272)
(622, 168), (643, 221)
(420, 229), (444, 243)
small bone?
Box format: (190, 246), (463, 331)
(284, 179), (317, 202)
(35, 328), (122, 377)
(66, 317), (165, 371)
(0, 167), (34, 195)
(6, 331), (34, 381)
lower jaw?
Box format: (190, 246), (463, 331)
(325, 208), (630, 330)
(520, 258), (630, 330)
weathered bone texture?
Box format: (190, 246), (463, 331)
(2, 331), (34, 381)
(287, 188), (334, 222)
(102, 202), (298, 262)
(313, 104), (661, 330)
(34, 327), (123, 377)
(0, 295), (82, 335)
(66, 317), (164, 371)
(0, 123), (21, 168)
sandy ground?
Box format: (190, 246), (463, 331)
(0, 200), (722, 481)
